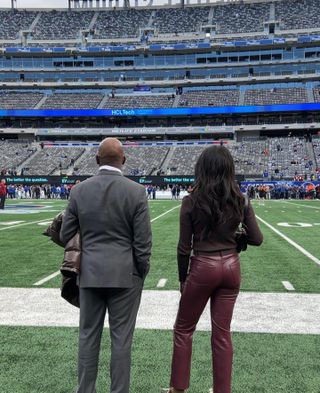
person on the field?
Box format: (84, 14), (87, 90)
(61, 137), (152, 393)
(166, 146), (263, 393)
(0, 179), (7, 209)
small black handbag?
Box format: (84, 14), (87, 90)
(235, 195), (249, 253)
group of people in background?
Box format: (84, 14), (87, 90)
(1, 184), (74, 200)
(245, 183), (320, 200)
(1, 181), (320, 205)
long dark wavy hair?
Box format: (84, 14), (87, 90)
(191, 145), (244, 239)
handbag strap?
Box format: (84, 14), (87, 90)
(242, 195), (249, 225)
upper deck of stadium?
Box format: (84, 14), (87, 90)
(0, 0), (320, 44)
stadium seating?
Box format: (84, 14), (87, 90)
(73, 146), (169, 176)
(94, 9), (151, 39)
(177, 90), (240, 107)
(2, 138), (318, 179)
(0, 10), (37, 40)
(268, 137), (313, 178)
(0, 141), (37, 173)
(275, 0), (320, 30)
(228, 140), (269, 176)
(244, 88), (308, 106)
(313, 88), (320, 102)
(213, 3), (270, 34)
(22, 147), (85, 175)
(33, 10), (94, 40)
(0, 92), (44, 109)
(1, 1), (320, 42)
(40, 93), (104, 109)
(154, 7), (210, 34)
(103, 95), (175, 109)
(165, 146), (207, 175)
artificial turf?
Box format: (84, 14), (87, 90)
(0, 326), (319, 393)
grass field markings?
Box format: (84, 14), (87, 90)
(33, 271), (60, 286)
(0, 221), (25, 226)
(256, 215), (320, 267)
(32, 205), (181, 287)
(157, 278), (168, 288)
(281, 201), (320, 210)
(150, 205), (180, 223)
(282, 281), (295, 291)
(37, 221), (54, 226)
(0, 217), (55, 231)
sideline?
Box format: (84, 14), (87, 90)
(32, 205), (181, 286)
(255, 215), (320, 267)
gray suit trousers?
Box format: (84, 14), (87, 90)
(76, 276), (143, 393)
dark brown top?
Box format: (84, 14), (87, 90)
(177, 195), (263, 282)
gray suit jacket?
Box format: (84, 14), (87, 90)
(60, 169), (152, 288)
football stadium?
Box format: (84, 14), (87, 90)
(0, 0), (320, 392)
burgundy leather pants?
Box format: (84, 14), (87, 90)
(170, 252), (240, 393)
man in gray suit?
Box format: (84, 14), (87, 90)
(60, 138), (152, 393)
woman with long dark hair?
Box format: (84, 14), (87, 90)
(167, 145), (263, 393)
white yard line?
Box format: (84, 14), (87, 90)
(32, 205), (180, 286)
(157, 278), (168, 288)
(0, 217), (55, 231)
(150, 205), (180, 223)
(282, 281), (295, 291)
(1, 288), (320, 334)
(33, 271), (60, 286)
(280, 201), (320, 210)
(256, 215), (320, 267)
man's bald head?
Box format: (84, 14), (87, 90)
(96, 138), (125, 169)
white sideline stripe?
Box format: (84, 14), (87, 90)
(32, 205), (180, 286)
(282, 281), (295, 291)
(157, 278), (167, 288)
(256, 215), (320, 267)
(33, 271), (60, 286)
(281, 201), (320, 210)
(0, 217), (55, 231)
(150, 205), (180, 222)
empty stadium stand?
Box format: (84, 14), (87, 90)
(0, 0), (320, 41)
(244, 88), (308, 106)
(0, 140), (37, 172)
(40, 93), (104, 109)
(1, 138), (317, 179)
(22, 146), (85, 175)
(177, 90), (240, 107)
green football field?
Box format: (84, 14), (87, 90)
(0, 198), (320, 392)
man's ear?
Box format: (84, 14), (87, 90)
(122, 155), (126, 165)
(96, 155), (100, 166)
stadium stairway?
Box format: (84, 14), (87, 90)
(30, 12), (41, 31)
(16, 144), (41, 173)
(34, 95), (48, 109)
(65, 148), (87, 175)
(307, 140), (317, 169)
(307, 87), (315, 103)
(89, 12), (99, 31)
(97, 94), (109, 109)
(172, 94), (180, 107)
(160, 146), (176, 174)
